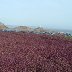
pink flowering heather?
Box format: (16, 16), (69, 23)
(0, 31), (72, 72)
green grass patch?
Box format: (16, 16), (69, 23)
(64, 36), (72, 40)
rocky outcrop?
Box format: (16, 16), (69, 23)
(33, 27), (48, 34)
(0, 22), (8, 30)
(13, 26), (33, 32)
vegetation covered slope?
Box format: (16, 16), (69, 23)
(0, 31), (72, 72)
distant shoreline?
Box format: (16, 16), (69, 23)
(5, 25), (72, 35)
(0, 23), (72, 35)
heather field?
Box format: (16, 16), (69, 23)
(0, 31), (72, 72)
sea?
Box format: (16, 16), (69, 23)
(53, 29), (72, 35)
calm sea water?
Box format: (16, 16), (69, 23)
(53, 29), (72, 35)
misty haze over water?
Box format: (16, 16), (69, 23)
(6, 24), (72, 35)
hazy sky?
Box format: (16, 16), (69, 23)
(0, 0), (72, 30)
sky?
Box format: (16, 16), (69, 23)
(0, 0), (72, 30)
